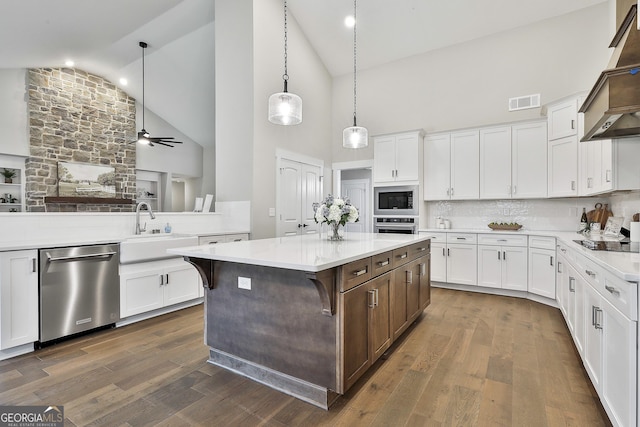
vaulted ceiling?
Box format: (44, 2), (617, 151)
(0, 0), (606, 147)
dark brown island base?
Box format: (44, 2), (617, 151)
(170, 233), (431, 409)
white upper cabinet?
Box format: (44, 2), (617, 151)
(547, 99), (578, 140)
(479, 126), (511, 199)
(424, 130), (480, 201)
(580, 138), (640, 196)
(511, 121), (548, 198)
(373, 131), (422, 185)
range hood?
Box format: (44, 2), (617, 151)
(580, 4), (640, 141)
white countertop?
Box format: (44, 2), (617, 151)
(168, 232), (431, 273)
(419, 228), (640, 283)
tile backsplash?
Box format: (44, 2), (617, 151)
(422, 195), (633, 231)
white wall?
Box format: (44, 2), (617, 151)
(331, 3), (612, 162)
(0, 69), (29, 156)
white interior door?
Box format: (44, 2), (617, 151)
(278, 157), (323, 237)
(341, 179), (370, 233)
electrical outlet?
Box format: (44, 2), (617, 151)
(268, 207), (276, 217)
(238, 276), (251, 290)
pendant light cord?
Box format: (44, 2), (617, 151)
(140, 41), (147, 131)
(352, 0), (358, 126)
(283, 0), (289, 89)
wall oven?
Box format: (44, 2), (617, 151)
(374, 217), (417, 234)
(374, 185), (419, 216)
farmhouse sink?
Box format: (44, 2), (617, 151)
(120, 234), (198, 264)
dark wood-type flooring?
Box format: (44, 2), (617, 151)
(0, 288), (610, 426)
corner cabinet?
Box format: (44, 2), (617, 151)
(373, 131), (423, 185)
(0, 250), (38, 350)
(477, 234), (528, 291)
(547, 97), (581, 198)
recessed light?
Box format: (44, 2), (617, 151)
(344, 15), (355, 28)
(65, 60), (74, 67)
(119, 78), (128, 86)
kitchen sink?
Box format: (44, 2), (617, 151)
(120, 234), (198, 264)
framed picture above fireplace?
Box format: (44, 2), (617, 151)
(57, 161), (116, 198)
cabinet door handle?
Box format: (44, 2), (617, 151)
(549, 256), (553, 266)
(569, 276), (575, 292)
(571, 119), (575, 130)
(160, 274), (164, 286)
(406, 270), (413, 284)
(512, 185), (516, 194)
(605, 170), (612, 183)
(503, 251), (506, 261)
(557, 261), (563, 274)
(450, 188), (454, 196)
(447, 248), (450, 257)
(420, 263), (426, 276)
(32, 258), (37, 273)
(571, 181), (576, 191)
(446, 188), (450, 196)
(368, 290), (376, 308)
(442, 247), (445, 257)
(591, 305), (597, 326)
(354, 267), (368, 276)
(498, 251), (501, 260)
(375, 288), (379, 307)
(605, 285), (620, 296)
(377, 259), (389, 267)
(595, 308), (603, 330)
(165, 273), (169, 284)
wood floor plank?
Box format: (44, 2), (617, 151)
(0, 289), (610, 426)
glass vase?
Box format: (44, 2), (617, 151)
(327, 222), (344, 241)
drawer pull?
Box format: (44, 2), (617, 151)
(456, 237), (466, 240)
(377, 259), (389, 267)
(400, 253), (407, 259)
(569, 276), (575, 292)
(354, 267), (368, 277)
(498, 239), (507, 242)
(585, 269), (596, 278)
(605, 285), (620, 296)
(418, 247), (426, 252)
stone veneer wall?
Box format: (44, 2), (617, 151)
(26, 68), (137, 212)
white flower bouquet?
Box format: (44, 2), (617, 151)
(313, 195), (359, 240)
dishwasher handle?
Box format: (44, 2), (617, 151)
(46, 251), (117, 262)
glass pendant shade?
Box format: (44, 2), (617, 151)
(343, 125), (368, 149)
(268, 90), (302, 125)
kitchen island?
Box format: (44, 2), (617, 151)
(169, 232), (431, 408)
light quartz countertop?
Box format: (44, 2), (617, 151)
(168, 232), (431, 273)
(419, 228), (640, 283)
(0, 229), (250, 252)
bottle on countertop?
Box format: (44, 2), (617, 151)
(164, 222), (172, 233)
(580, 208), (588, 232)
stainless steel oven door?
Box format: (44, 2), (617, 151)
(374, 217), (417, 234)
(374, 185), (419, 216)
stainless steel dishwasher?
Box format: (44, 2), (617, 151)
(39, 243), (120, 344)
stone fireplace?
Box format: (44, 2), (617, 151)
(26, 68), (137, 212)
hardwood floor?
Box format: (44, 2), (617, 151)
(0, 288), (610, 426)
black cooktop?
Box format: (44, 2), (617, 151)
(573, 239), (640, 253)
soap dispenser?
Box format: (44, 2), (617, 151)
(164, 223), (172, 233)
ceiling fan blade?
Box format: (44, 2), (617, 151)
(148, 136), (175, 140)
(154, 141), (175, 147)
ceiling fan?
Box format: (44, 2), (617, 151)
(132, 41), (182, 148)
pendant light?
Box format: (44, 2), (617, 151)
(343, 0), (368, 149)
(268, 0), (302, 125)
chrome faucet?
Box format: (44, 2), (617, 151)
(135, 202), (156, 235)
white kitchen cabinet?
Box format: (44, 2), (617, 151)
(0, 250), (38, 349)
(120, 258), (200, 318)
(548, 135), (578, 197)
(581, 138), (640, 196)
(424, 131), (478, 200)
(477, 234), (528, 291)
(528, 247), (556, 299)
(425, 232), (476, 285)
(374, 131), (422, 185)
(479, 122), (547, 200)
(198, 233), (249, 245)
(547, 98), (578, 140)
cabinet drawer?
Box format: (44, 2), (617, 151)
(371, 251), (393, 277)
(340, 257), (372, 292)
(446, 233), (477, 244)
(529, 236), (555, 250)
(420, 232), (445, 242)
(408, 241), (430, 260)
(557, 241), (574, 262)
(478, 233), (527, 247)
(199, 235), (226, 245)
(574, 252), (603, 291)
(225, 233), (248, 242)
(602, 273), (638, 321)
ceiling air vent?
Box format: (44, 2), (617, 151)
(508, 94), (541, 111)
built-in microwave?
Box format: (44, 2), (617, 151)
(374, 185), (419, 216)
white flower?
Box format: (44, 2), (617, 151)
(327, 204), (342, 223)
(347, 205), (359, 223)
(333, 198), (345, 207)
